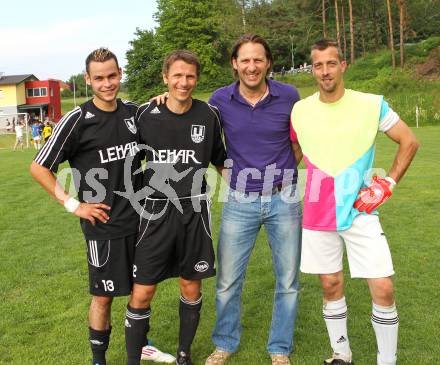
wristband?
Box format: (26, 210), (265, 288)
(384, 176), (397, 191)
(64, 197), (80, 213)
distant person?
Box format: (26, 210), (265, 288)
(269, 71), (274, 80)
(31, 121), (42, 150)
(13, 120), (24, 151)
(291, 39), (419, 365)
(38, 119), (44, 135)
(6, 118), (13, 132)
(30, 47), (173, 365)
(42, 122), (53, 143)
(281, 66), (286, 77)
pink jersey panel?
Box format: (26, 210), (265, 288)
(303, 155), (337, 230)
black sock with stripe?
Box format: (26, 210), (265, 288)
(125, 305), (150, 365)
(89, 327), (111, 365)
(178, 295), (202, 354)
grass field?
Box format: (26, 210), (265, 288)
(0, 124), (439, 365)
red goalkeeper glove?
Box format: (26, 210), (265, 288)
(354, 176), (396, 214)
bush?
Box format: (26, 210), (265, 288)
(197, 65), (234, 91)
(282, 73), (315, 88)
(61, 89), (73, 98)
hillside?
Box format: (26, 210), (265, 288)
(283, 36), (440, 126)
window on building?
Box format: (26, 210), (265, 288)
(26, 87), (48, 97)
(50, 88), (53, 96)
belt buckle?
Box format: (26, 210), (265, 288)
(272, 184), (282, 194)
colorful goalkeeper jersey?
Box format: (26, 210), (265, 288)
(290, 89), (399, 231)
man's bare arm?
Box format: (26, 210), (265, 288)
(384, 119), (420, 183)
(291, 142), (303, 165)
(216, 166), (225, 176)
(30, 161), (111, 226)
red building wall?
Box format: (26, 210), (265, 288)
(25, 80), (62, 122)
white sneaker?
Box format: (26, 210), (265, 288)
(324, 352), (353, 364)
(141, 345), (176, 363)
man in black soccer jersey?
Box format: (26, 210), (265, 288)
(30, 48), (173, 365)
(124, 50), (227, 365)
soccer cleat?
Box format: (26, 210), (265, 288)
(141, 345), (176, 363)
(271, 354), (291, 365)
(323, 352), (354, 365)
(176, 351), (193, 365)
(204, 349), (232, 365)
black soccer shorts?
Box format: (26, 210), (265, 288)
(134, 195), (216, 285)
(86, 234), (135, 296)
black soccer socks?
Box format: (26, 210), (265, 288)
(178, 295), (202, 354)
(89, 326), (111, 365)
(125, 305), (150, 365)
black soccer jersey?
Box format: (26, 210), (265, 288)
(137, 99), (227, 198)
(34, 99), (142, 240)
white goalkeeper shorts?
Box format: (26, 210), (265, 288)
(300, 214), (394, 278)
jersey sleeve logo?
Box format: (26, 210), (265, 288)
(124, 117), (137, 134)
(191, 124), (205, 143)
(150, 106), (161, 114)
(85, 111), (95, 119)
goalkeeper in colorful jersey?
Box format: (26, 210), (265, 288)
(290, 39), (419, 365)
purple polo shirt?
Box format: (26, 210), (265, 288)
(209, 79), (300, 193)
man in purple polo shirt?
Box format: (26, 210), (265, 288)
(205, 34), (302, 365)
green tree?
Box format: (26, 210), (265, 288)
(155, 0), (232, 88)
(406, 0), (440, 41)
(244, 0), (322, 69)
(125, 0), (234, 101)
(125, 28), (163, 102)
(63, 73), (87, 98)
(124, 0), (439, 97)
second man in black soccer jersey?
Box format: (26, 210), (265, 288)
(124, 51), (226, 365)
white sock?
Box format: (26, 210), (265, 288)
(323, 297), (351, 359)
(371, 302), (399, 365)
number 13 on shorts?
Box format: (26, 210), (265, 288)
(101, 280), (114, 292)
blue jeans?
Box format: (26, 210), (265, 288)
(212, 186), (302, 355)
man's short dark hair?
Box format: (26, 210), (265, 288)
(311, 39), (344, 61)
(162, 50), (201, 77)
(85, 48), (119, 74)
(230, 34), (273, 77)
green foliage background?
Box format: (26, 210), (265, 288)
(123, 0), (440, 102)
